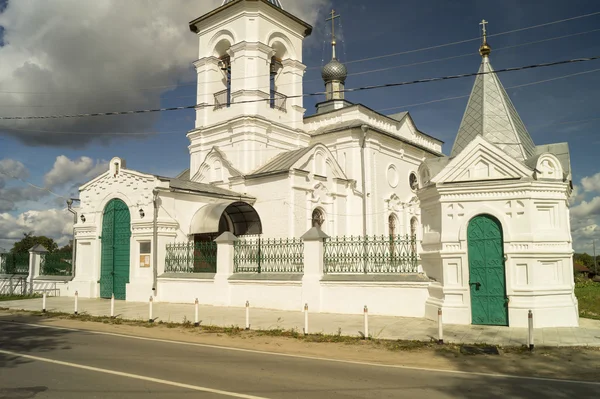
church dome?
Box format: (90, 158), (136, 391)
(322, 58), (348, 83)
(222, 0), (283, 8)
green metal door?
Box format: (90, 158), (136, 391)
(100, 199), (131, 300)
(468, 215), (508, 326)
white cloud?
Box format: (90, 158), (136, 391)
(581, 172), (600, 193)
(0, 208), (73, 250)
(44, 155), (108, 188)
(0, 0), (330, 148)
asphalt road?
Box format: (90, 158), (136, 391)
(0, 319), (599, 399)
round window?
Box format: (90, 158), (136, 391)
(409, 172), (419, 191)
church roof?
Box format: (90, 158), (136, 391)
(156, 175), (254, 200)
(249, 146), (316, 177)
(222, 0), (283, 9)
(451, 55), (536, 162)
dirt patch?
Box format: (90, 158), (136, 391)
(1, 309), (599, 383)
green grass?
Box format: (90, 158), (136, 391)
(0, 294), (40, 302)
(575, 279), (600, 320)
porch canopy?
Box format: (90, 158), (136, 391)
(190, 201), (262, 236)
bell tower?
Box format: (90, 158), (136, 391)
(187, 0), (313, 178)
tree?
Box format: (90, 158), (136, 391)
(59, 241), (73, 253)
(10, 233), (58, 254)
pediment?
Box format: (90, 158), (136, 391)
(433, 136), (532, 184)
(80, 168), (155, 192)
(192, 147), (242, 183)
(296, 144), (348, 180)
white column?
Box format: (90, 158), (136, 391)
(301, 227), (329, 312)
(213, 232), (238, 306)
(28, 245), (48, 295)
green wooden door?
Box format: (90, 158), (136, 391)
(468, 215), (508, 326)
(100, 199), (131, 300)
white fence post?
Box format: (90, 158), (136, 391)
(28, 245), (48, 295)
(110, 293), (115, 318)
(304, 303), (309, 335)
(364, 305), (369, 340)
(438, 308), (444, 344)
(149, 296), (154, 323)
(42, 292), (47, 313)
(194, 298), (199, 327)
(214, 233), (238, 306)
(245, 300), (250, 330)
(301, 228), (329, 312)
(74, 291), (79, 315)
(527, 310), (534, 351)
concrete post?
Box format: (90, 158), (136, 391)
(301, 227), (329, 312)
(28, 245), (48, 295)
(214, 232), (238, 306)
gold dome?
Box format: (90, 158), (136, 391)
(479, 41), (491, 57)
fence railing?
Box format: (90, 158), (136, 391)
(40, 251), (73, 276)
(324, 235), (418, 274)
(0, 253), (30, 275)
(270, 90), (287, 112)
(234, 237), (304, 273)
(214, 89), (230, 110)
(165, 241), (218, 273)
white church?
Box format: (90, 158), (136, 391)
(64, 0), (577, 328)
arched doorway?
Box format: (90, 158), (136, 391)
(100, 199), (131, 300)
(467, 214), (508, 326)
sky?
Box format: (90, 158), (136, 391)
(0, 0), (599, 253)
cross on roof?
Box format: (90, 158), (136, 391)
(480, 19), (488, 41)
(326, 9), (340, 42)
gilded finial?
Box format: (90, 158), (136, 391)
(479, 19), (491, 57)
(326, 9), (341, 59)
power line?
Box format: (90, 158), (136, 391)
(0, 11), (599, 97)
(0, 55), (598, 121)
(3, 24), (600, 110)
(0, 170), (68, 200)
(335, 11), (600, 66)
(3, 63), (599, 136)
(379, 67), (600, 112)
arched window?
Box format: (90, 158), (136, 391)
(388, 214), (398, 237)
(388, 213), (399, 257)
(410, 217), (418, 254)
(270, 56), (283, 110)
(216, 55), (232, 109)
(312, 208), (325, 229)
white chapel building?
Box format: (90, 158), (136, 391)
(67, 0), (578, 328)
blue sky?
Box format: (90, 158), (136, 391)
(0, 0), (599, 251)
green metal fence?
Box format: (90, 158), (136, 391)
(323, 235), (418, 274)
(165, 241), (217, 273)
(234, 236), (304, 273)
(40, 251), (73, 276)
(0, 253), (30, 275)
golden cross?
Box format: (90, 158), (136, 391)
(326, 9), (341, 43)
(479, 19), (488, 41)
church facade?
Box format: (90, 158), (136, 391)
(67, 0), (578, 328)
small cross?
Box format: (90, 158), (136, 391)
(326, 9), (341, 42)
(479, 19), (488, 40)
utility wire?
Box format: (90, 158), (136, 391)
(0, 170), (68, 200)
(2, 24), (599, 108)
(2, 64), (599, 135)
(0, 56), (598, 121)
(0, 11), (598, 96)
(379, 67), (600, 112)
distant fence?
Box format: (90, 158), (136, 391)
(0, 253), (29, 275)
(40, 251), (73, 276)
(234, 237), (304, 273)
(323, 235), (418, 274)
(165, 241), (217, 273)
